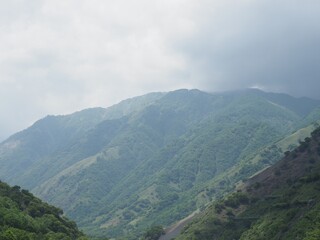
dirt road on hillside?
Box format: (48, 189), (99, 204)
(159, 211), (199, 240)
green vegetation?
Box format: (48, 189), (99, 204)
(177, 127), (320, 240)
(0, 89), (320, 239)
(0, 181), (87, 239)
(142, 225), (165, 240)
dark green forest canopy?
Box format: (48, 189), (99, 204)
(0, 181), (87, 240)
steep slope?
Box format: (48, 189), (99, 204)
(0, 180), (87, 240)
(33, 91), (319, 238)
(33, 90), (221, 225)
(0, 89), (320, 239)
(177, 127), (320, 240)
(195, 121), (320, 202)
(0, 92), (164, 189)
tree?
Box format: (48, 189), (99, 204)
(143, 225), (165, 240)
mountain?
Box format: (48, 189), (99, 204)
(0, 180), (87, 240)
(0, 89), (320, 239)
(177, 126), (320, 240)
(0, 92), (164, 190)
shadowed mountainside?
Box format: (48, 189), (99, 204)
(177, 127), (320, 240)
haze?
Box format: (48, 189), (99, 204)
(0, 0), (320, 141)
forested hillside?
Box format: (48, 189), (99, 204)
(0, 181), (86, 240)
(177, 127), (320, 240)
(0, 89), (320, 239)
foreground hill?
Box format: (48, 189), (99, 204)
(177, 127), (320, 240)
(0, 89), (320, 238)
(0, 180), (87, 240)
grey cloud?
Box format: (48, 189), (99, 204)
(1, 0), (320, 141)
(0, 0), (193, 140)
(178, 1), (320, 99)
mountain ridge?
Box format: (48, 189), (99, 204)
(1, 89), (320, 238)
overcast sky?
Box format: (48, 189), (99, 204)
(1, 0), (320, 141)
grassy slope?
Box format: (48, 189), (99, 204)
(177, 127), (320, 240)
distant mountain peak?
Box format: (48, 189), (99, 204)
(1, 88), (320, 239)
